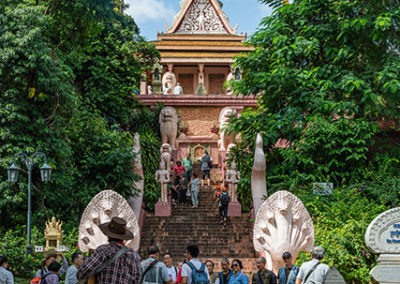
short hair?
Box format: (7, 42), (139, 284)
(221, 257), (230, 265)
(0, 256), (7, 266)
(282, 252), (292, 259)
(232, 259), (243, 269)
(186, 244), (199, 258)
(257, 257), (266, 264)
(205, 260), (215, 268)
(176, 161), (181, 166)
(148, 245), (160, 255)
(72, 252), (82, 263)
(163, 252), (173, 258)
(48, 261), (61, 272)
(193, 173), (198, 178)
(313, 246), (325, 260)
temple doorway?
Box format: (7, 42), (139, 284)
(208, 74), (226, 94)
(179, 74), (195, 94)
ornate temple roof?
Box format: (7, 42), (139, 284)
(153, 0), (253, 64)
(165, 0), (237, 35)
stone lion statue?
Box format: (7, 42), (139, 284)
(159, 107), (178, 150)
(218, 107), (237, 151)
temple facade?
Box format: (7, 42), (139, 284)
(137, 0), (257, 173)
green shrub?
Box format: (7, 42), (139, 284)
(0, 226), (80, 280)
(294, 187), (389, 283)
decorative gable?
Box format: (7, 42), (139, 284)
(166, 0), (237, 35)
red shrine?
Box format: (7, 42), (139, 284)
(137, 0), (257, 174)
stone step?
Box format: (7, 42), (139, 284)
(140, 178), (254, 263)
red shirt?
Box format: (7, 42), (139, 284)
(173, 165), (186, 176)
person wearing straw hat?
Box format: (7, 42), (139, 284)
(77, 217), (141, 284)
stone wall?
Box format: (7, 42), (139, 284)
(177, 107), (222, 136)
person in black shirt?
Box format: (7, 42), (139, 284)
(218, 258), (233, 284)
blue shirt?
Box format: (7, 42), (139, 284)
(191, 179), (199, 192)
(278, 265), (298, 284)
(228, 271), (248, 284)
(0, 267), (14, 284)
(65, 265), (78, 284)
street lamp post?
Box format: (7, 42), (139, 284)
(7, 152), (52, 256)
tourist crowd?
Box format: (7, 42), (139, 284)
(1, 217), (330, 284)
(169, 152), (231, 225)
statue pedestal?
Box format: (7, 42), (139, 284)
(155, 201), (171, 217)
(370, 254), (400, 284)
(228, 201), (242, 217)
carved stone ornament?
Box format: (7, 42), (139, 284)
(218, 107), (237, 151)
(254, 190), (314, 273)
(79, 190), (140, 252)
(128, 133), (144, 220)
(365, 207), (400, 254)
(251, 133), (267, 216)
(323, 266), (346, 284)
(177, 0), (226, 33)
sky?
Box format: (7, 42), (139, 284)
(125, 0), (274, 41)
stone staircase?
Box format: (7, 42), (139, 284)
(140, 181), (256, 266)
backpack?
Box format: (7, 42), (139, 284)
(30, 268), (45, 284)
(220, 192), (230, 206)
(40, 272), (59, 284)
(141, 260), (161, 284)
(187, 262), (209, 284)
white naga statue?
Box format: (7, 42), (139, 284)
(225, 160), (240, 202)
(128, 133), (144, 219)
(254, 191), (314, 274)
(79, 190), (140, 252)
(251, 133), (267, 215)
(160, 107), (178, 150)
(218, 107), (237, 151)
(160, 143), (172, 172)
(155, 162), (170, 203)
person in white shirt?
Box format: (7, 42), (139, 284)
(181, 244), (209, 284)
(173, 83), (183, 95)
(163, 252), (178, 283)
(0, 256), (14, 284)
(296, 247), (330, 284)
(65, 252), (83, 284)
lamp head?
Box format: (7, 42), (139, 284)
(7, 163), (20, 184)
(40, 163), (52, 183)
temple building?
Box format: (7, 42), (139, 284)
(137, 0), (257, 173)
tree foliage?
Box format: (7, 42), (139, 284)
(226, 1), (400, 281)
(0, 0), (159, 227)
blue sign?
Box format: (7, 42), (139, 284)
(387, 224), (400, 244)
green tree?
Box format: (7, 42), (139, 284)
(0, 0), (158, 227)
(228, 0), (400, 186)
(226, 1), (400, 281)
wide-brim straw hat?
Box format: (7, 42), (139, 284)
(98, 217), (134, 240)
